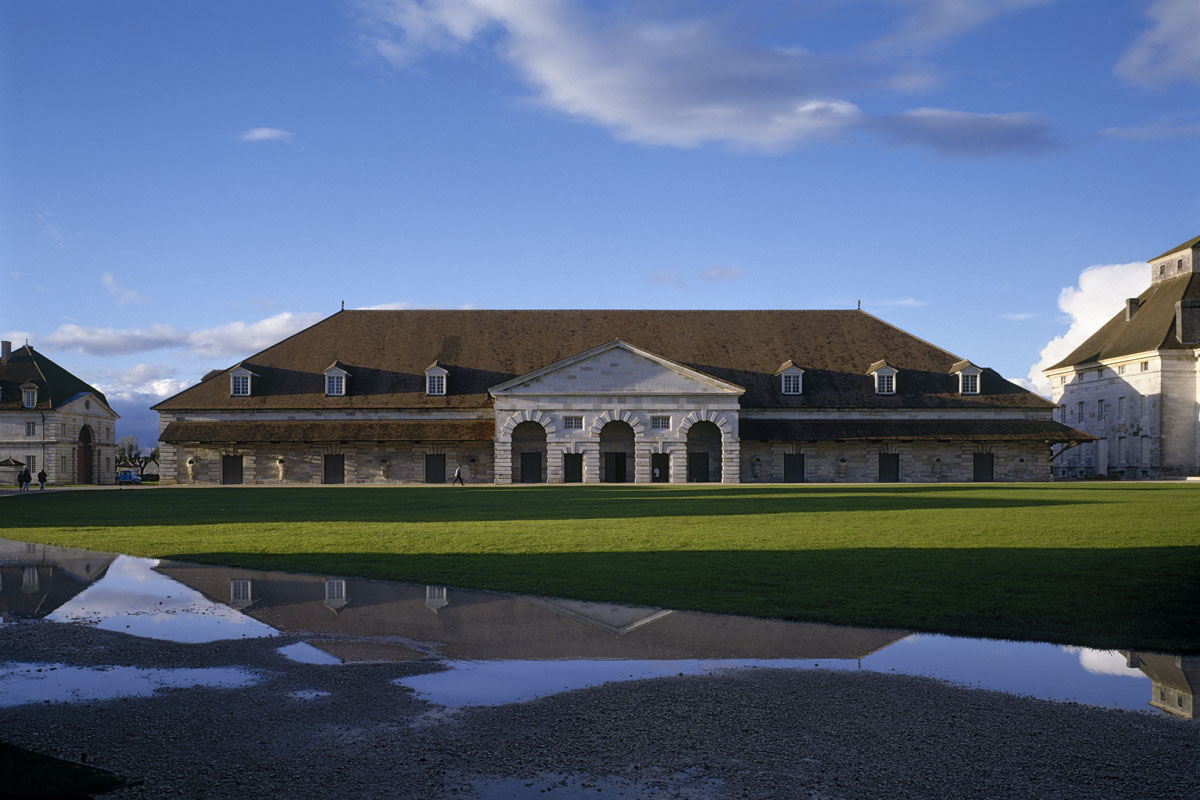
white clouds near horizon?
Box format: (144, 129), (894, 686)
(354, 0), (1059, 155)
(237, 127), (295, 142)
(1024, 261), (1147, 395)
(42, 312), (324, 359)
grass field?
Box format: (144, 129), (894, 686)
(3, 483), (1198, 652)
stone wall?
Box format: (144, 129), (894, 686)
(739, 440), (1051, 482)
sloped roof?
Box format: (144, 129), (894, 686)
(153, 309), (1052, 412)
(1049, 272), (1200, 370)
(1150, 234), (1200, 262)
(0, 345), (111, 412)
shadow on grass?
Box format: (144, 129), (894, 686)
(4, 484), (1115, 528)
(162, 545), (1200, 654)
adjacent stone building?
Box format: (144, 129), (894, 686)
(0, 341), (119, 485)
(1044, 235), (1200, 478)
(154, 309), (1085, 485)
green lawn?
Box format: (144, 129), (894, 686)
(4, 483), (1198, 652)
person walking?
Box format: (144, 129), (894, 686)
(452, 465), (465, 485)
(18, 467), (31, 491)
(37, 469), (47, 490)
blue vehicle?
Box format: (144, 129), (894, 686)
(116, 468), (142, 485)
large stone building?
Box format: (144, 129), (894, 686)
(1044, 235), (1200, 478)
(154, 309), (1085, 485)
(0, 341), (119, 485)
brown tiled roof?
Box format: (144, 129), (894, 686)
(1150, 234), (1200, 262)
(152, 309), (1052, 412)
(1049, 273), (1200, 369)
(160, 419), (494, 444)
(739, 419), (1093, 442)
(0, 345), (111, 412)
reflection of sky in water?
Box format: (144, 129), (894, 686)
(278, 642), (342, 665)
(47, 555), (278, 643)
(398, 641), (1153, 710)
(0, 662), (260, 707)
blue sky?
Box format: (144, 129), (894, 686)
(2, 0), (1197, 445)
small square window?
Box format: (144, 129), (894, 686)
(1059, 375), (1066, 385)
(876, 373), (895, 394)
(231, 375), (250, 396)
(25, 422), (36, 436)
(427, 374), (445, 395)
(781, 373), (801, 395)
(564, 416), (583, 430)
(651, 415), (670, 430)
(1118, 364), (1125, 375)
(1140, 361), (1148, 372)
(231, 579), (251, 603)
(961, 373), (979, 394)
(325, 579), (346, 603)
(325, 375), (344, 396)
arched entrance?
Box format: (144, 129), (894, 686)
(77, 425), (94, 484)
(511, 421), (547, 483)
(599, 420), (635, 483)
(686, 420), (722, 482)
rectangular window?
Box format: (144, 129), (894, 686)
(1097, 399), (1105, 420)
(230, 579), (251, 603)
(325, 579), (346, 603)
(563, 416), (583, 430)
(651, 415), (670, 430)
(1118, 396), (1125, 421)
(1117, 436), (1126, 464)
(876, 373), (895, 394)
(1077, 401), (1085, 421)
(1140, 361), (1148, 372)
(22, 389), (36, 407)
(961, 373), (979, 394)
(25, 422), (35, 436)
(1118, 364), (1125, 375)
(1059, 375), (1067, 385)
(231, 375), (250, 396)
(781, 373), (801, 394)
(325, 375), (344, 396)
(24, 455), (36, 471)
(427, 374), (445, 395)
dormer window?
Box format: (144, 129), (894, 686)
(425, 362), (448, 396)
(229, 365), (258, 397)
(950, 360), (982, 395)
(323, 362), (350, 397)
(21, 386), (37, 408)
(867, 361), (897, 395)
(775, 361), (803, 395)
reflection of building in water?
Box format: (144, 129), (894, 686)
(0, 538), (115, 621)
(1121, 651), (1199, 719)
(156, 563), (907, 663)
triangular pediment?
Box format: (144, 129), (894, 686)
(489, 340), (745, 396)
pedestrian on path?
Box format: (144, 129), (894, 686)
(37, 469), (47, 490)
(18, 468), (31, 491)
(452, 465), (465, 485)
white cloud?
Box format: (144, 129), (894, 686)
(1115, 0), (1200, 88)
(354, 0), (1055, 154)
(698, 266), (743, 282)
(237, 127), (295, 143)
(872, 108), (1059, 155)
(356, 301), (480, 310)
(1061, 647), (1144, 678)
(1024, 261), (1147, 395)
(101, 272), (143, 305)
(1001, 312), (1036, 321)
(1103, 114), (1200, 141)
(650, 270), (687, 289)
(871, 297), (929, 308)
(41, 312), (324, 359)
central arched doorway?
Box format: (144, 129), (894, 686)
(511, 421), (547, 483)
(686, 420), (722, 482)
(599, 420), (635, 483)
(77, 425), (94, 484)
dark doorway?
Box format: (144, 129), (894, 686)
(973, 453), (995, 482)
(651, 453), (670, 483)
(688, 452), (710, 483)
(323, 454), (345, 484)
(878, 453), (900, 482)
(603, 451), (628, 483)
(221, 455), (244, 485)
(563, 453), (583, 483)
(77, 425), (94, 484)
(520, 451), (543, 483)
(424, 453), (446, 484)
(686, 421), (722, 482)
(784, 453), (806, 483)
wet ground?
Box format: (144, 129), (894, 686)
(1, 537), (1197, 798)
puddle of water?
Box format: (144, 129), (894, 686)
(0, 662), (260, 707)
(47, 556), (278, 643)
(473, 772), (722, 799)
(278, 642), (342, 665)
(397, 658), (856, 707)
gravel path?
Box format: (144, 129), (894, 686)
(2, 622), (1196, 799)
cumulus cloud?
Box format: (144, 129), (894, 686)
(871, 108), (1059, 155)
(41, 312), (324, 359)
(698, 266), (743, 282)
(1115, 0), (1200, 88)
(101, 272), (143, 305)
(96, 363), (193, 402)
(1024, 261), (1147, 395)
(354, 0), (1056, 154)
(237, 127), (295, 143)
(1061, 647), (1144, 678)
